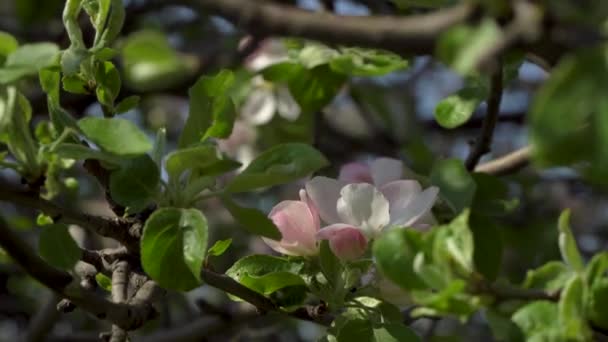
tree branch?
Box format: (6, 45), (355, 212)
(0, 180), (139, 251)
(0, 216), (156, 330)
(474, 146), (531, 175)
(465, 60), (504, 170)
(200, 269), (331, 326)
(193, 0), (475, 56)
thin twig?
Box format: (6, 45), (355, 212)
(0, 180), (139, 251)
(23, 293), (62, 342)
(465, 60), (504, 170)
(474, 146), (531, 175)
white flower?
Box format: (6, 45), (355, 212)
(305, 158), (439, 239)
(240, 77), (300, 125)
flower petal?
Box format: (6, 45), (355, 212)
(299, 189), (320, 232)
(337, 183), (390, 238)
(380, 180), (422, 219)
(390, 186), (439, 227)
(276, 86), (301, 121)
(370, 158), (403, 187)
(305, 176), (346, 224)
(317, 224), (367, 261)
(339, 162), (373, 183)
(266, 200), (318, 255)
(241, 87), (276, 125)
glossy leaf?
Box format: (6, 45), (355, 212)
(430, 159), (476, 214)
(38, 224), (80, 270)
(0, 43), (59, 83)
(178, 70), (235, 147)
(557, 209), (584, 272)
(141, 208), (208, 291)
(109, 155), (160, 212)
(512, 301), (561, 341)
(329, 48), (408, 76)
(558, 275), (591, 340)
(589, 278), (608, 329)
(225, 143), (328, 193)
(435, 87), (484, 129)
(114, 95), (140, 114)
(78, 117), (152, 156)
(523, 261), (572, 292)
(226, 254), (304, 297)
(469, 214), (502, 281)
(221, 196), (281, 239)
(207, 239), (232, 257)
(373, 229), (427, 290)
(165, 145), (239, 180)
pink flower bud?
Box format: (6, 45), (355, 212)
(262, 199), (320, 256)
(339, 162), (373, 184)
(317, 224), (368, 261)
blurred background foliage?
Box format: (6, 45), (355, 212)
(0, 0), (606, 341)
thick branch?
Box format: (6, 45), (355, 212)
(0, 217), (155, 330)
(194, 0), (475, 56)
(465, 61), (504, 170)
(0, 180), (139, 251)
(474, 146), (531, 175)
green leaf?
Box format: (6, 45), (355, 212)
(226, 254), (304, 297)
(207, 239), (232, 257)
(95, 61), (121, 108)
(178, 70), (235, 147)
(38, 224), (80, 270)
(0, 43), (59, 83)
(436, 19), (502, 75)
(141, 207), (208, 291)
(469, 214), (502, 281)
(558, 275), (591, 340)
(434, 87), (484, 129)
(52, 143), (121, 165)
(62, 75), (89, 94)
(373, 228), (427, 290)
(430, 159), (476, 214)
(294, 43), (339, 69)
(589, 278), (608, 329)
(0, 31), (18, 61)
(512, 301), (561, 341)
(471, 173), (518, 217)
(287, 64), (346, 114)
(485, 309), (524, 342)
(109, 155), (159, 212)
(39, 68), (79, 134)
(585, 252), (608, 286)
(95, 273), (112, 291)
(329, 48), (408, 76)
(165, 145), (239, 180)
(336, 319), (373, 341)
(225, 143), (328, 193)
(320, 240), (342, 287)
(523, 261), (572, 292)
(410, 280), (478, 319)
(529, 48), (608, 184)
(557, 209), (584, 272)
(433, 210), (474, 276)
(60, 47), (89, 76)
(121, 30), (193, 92)
(78, 117), (152, 156)
(114, 95), (140, 114)
(372, 323), (420, 342)
(221, 196), (281, 239)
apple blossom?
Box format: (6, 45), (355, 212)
(262, 190), (320, 256)
(240, 39), (301, 125)
(306, 158), (438, 239)
(317, 224), (368, 261)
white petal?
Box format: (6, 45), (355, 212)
(337, 183), (390, 238)
(241, 88), (276, 125)
(390, 186), (439, 227)
(370, 158), (403, 187)
(305, 177), (346, 224)
(276, 86), (301, 121)
(380, 180), (422, 218)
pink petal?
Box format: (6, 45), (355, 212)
(339, 162), (373, 183)
(380, 180), (422, 218)
(370, 158), (403, 187)
(390, 186), (439, 228)
(266, 200), (319, 256)
(299, 189), (320, 232)
(336, 183), (390, 238)
(317, 224), (368, 261)
(305, 176), (346, 224)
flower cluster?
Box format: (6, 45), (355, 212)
(262, 158), (439, 261)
